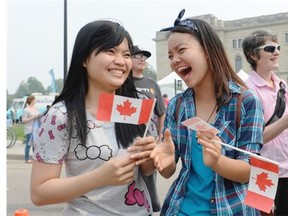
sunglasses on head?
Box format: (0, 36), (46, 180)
(256, 45), (280, 53)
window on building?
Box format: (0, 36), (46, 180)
(235, 56), (242, 73)
(238, 39), (243, 48)
(233, 39), (237, 49)
(285, 33), (288, 43)
(233, 39), (243, 49)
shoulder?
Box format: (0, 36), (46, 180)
(166, 91), (189, 114)
(229, 81), (262, 112)
(238, 89), (264, 121)
(141, 76), (158, 84)
(43, 102), (68, 124)
(241, 88), (260, 104)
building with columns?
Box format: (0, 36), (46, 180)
(154, 12), (288, 82)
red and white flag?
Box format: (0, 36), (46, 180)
(244, 156), (279, 213)
(96, 93), (155, 125)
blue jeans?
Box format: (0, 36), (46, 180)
(24, 133), (32, 161)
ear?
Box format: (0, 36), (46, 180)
(250, 52), (259, 61)
(83, 61), (87, 68)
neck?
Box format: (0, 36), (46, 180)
(255, 69), (274, 88)
(133, 73), (144, 78)
(193, 91), (217, 123)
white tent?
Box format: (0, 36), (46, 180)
(157, 71), (187, 99)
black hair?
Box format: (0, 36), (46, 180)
(53, 20), (145, 148)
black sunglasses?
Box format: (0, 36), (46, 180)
(256, 45), (280, 53)
(160, 9), (198, 32)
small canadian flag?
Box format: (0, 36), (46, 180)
(244, 156), (279, 213)
(96, 93), (155, 125)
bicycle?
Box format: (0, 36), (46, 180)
(6, 119), (17, 149)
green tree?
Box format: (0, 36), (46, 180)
(143, 64), (157, 81)
(14, 77), (46, 98)
(6, 89), (14, 110)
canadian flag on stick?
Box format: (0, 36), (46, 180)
(96, 93), (155, 125)
(244, 156), (279, 213)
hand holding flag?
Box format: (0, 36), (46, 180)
(181, 116), (279, 213)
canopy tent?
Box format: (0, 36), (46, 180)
(157, 71), (187, 99)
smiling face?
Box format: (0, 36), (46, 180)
(131, 54), (147, 77)
(255, 39), (280, 73)
(83, 38), (132, 93)
(167, 32), (210, 89)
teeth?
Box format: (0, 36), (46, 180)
(177, 66), (188, 73)
(110, 69), (124, 75)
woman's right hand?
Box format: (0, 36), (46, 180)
(99, 153), (136, 186)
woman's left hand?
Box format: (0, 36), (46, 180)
(197, 131), (222, 168)
(127, 136), (157, 165)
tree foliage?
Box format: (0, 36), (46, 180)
(7, 76), (63, 109)
(7, 65), (156, 109)
(143, 64), (157, 81)
(14, 77), (46, 98)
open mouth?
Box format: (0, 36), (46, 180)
(178, 66), (191, 77)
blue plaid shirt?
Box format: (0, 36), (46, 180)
(161, 81), (264, 216)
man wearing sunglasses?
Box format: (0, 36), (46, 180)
(131, 45), (166, 213)
(243, 30), (288, 216)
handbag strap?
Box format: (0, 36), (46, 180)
(265, 81), (286, 126)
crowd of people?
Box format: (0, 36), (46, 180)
(27, 9), (287, 216)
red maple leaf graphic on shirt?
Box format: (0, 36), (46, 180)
(255, 172), (274, 192)
(116, 99), (137, 120)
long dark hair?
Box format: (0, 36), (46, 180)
(53, 20), (145, 148)
(171, 19), (247, 108)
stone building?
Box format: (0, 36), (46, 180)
(154, 12), (288, 82)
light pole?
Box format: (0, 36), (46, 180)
(63, 0), (67, 84)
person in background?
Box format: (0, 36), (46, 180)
(131, 45), (166, 212)
(150, 9), (264, 215)
(30, 20), (159, 215)
(10, 109), (15, 125)
(22, 95), (40, 163)
(162, 94), (170, 108)
(242, 30), (288, 216)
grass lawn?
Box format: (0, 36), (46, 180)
(9, 123), (25, 142)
